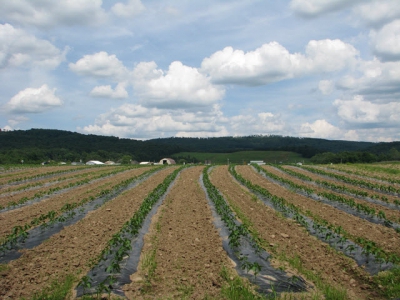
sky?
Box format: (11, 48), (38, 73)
(1, 0), (400, 142)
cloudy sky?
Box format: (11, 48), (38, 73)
(1, 0), (400, 142)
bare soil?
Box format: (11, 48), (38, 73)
(0, 167), (154, 239)
(0, 167), (177, 299)
(265, 165), (400, 222)
(236, 165), (400, 258)
(0, 166), (121, 207)
(123, 166), (237, 299)
(210, 165), (381, 299)
(0, 166), (85, 186)
(0, 166), (116, 197)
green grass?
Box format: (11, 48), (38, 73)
(374, 267), (400, 298)
(28, 274), (75, 300)
(172, 151), (308, 165)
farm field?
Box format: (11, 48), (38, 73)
(0, 163), (399, 299)
(173, 150), (308, 164)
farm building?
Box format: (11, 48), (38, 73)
(159, 158), (176, 165)
(86, 160), (104, 165)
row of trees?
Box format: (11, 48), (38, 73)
(310, 148), (400, 164)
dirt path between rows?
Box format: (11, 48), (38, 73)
(123, 166), (236, 299)
(0, 166), (120, 207)
(0, 167), (153, 239)
(320, 165), (400, 188)
(0, 167), (177, 299)
(0, 166), (116, 197)
(284, 165), (400, 206)
(0, 166), (85, 186)
(236, 166), (400, 258)
(210, 166), (380, 299)
(304, 166), (400, 195)
(265, 166), (400, 223)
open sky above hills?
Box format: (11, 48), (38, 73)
(1, 0), (400, 142)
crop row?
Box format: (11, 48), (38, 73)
(0, 166), (116, 196)
(230, 165), (400, 267)
(0, 167), (162, 254)
(2, 166), (92, 185)
(282, 165), (394, 204)
(301, 165), (400, 195)
(0, 166), (134, 211)
(78, 165), (185, 296)
(325, 164), (400, 185)
(256, 164), (399, 228)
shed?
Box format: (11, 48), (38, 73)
(159, 158), (176, 165)
(249, 160), (265, 165)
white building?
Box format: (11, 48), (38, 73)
(86, 160), (104, 165)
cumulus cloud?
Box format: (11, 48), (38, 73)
(333, 95), (400, 125)
(201, 39), (358, 86)
(133, 61), (225, 109)
(0, 0), (107, 28)
(6, 84), (63, 114)
(336, 59), (400, 100)
(79, 103), (228, 139)
(289, 0), (363, 18)
(229, 112), (288, 136)
(90, 82), (128, 99)
(0, 23), (66, 69)
(299, 119), (343, 139)
(370, 20), (400, 61)
(355, 0), (400, 28)
(111, 0), (145, 18)
(69, 51), (128, 80)
(8, 116), (29, 127)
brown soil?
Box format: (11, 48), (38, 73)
(210, 166), (381, 299)
(0, 167), (153, 239)
(306, 165), (400, 194)
(284, 165), (400, 206)
(0, 166), (121, 207)
(123, 166), (237, 299)
(236, 166), (400, 258)
(0, 167), (177, 299)
(265, 165), (400, 223)
(322, 164), (400, 187)
(0, 166), (86, 186)
(0, 166), (116, 197)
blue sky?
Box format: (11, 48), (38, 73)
(1, 0), (400, 142)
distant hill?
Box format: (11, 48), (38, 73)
(0, 129), (398, 164)
(149, 136), (375, 157)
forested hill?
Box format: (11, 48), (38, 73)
(149, 136), (375, 157)
(0, 129), (182, 164)
(0, 128), (399, 164)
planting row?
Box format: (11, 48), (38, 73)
(0, 166), (178, 299)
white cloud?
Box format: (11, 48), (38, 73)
(201, 39), (358, 86)
(69, 51), (128, 80)
(0, 0), (107, 28)
(318, 80), (334, 95)
(133, 61), (225, 109)
(6, 84), (63, 114)
(370, 20), (400, 61)
(229, 112), (288, 136)
(299, 119), (343, 139)
(290, 0), (363, 18)
(0, 23), (66, 69)
(90, 82), (128, 99)
(355, 0), (400, 28)
(79, 103), (227, 139)
(333, 95), (400, 125)
(8, 116), (29, 127)
(336, 58), (400, 100)
(111, 0), (145, 18)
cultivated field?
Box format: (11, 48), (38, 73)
(0, 163), (399, 299)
